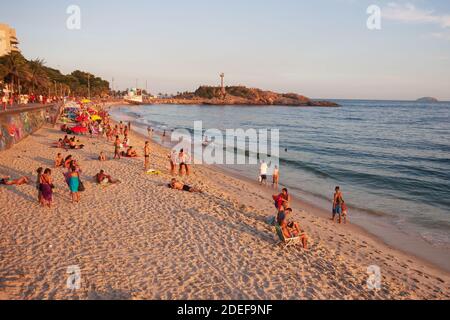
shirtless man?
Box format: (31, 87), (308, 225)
(114, 135), (121, 159)
(168, 178), (201, 193)
(144, 141), (150, 171)
(54, 153), (64, 168)
(95, 170), (120, 184)
(272, 165), (279, 189)
(332, 186), (344, 223)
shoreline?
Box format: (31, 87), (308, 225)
(0, 106), (448, 299)
(110, 104), (450, 274)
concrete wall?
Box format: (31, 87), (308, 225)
(0, 104), (61, 151)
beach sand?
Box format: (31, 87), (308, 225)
(0, 123), (449, 300)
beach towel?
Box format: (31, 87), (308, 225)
(146, 169), (161, 175)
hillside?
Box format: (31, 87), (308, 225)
(162, 86), (339, 107)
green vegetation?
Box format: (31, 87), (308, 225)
(0, 52), (110, 97)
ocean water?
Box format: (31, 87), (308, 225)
(110, 100), (450, 250)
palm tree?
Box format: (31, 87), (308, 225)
(0, 52), (31, 95)
(28, 58), (49, 94)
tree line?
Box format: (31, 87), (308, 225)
(0, 52), (110, 98)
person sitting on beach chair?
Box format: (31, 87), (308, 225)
(276, 208), (308, 249)
(168, 178), (201, 193)
(0, 176), (29, 186)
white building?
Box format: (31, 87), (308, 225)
(0, 23), (20, 57)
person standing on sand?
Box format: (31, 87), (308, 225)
(260, 160), (268, 185)
(68, 166), (80, 203)
(119, 121), (124, 135)
(36, 167), (43, 203)
(178, 149), (190, 176)
(114, 135), (121, 159)
(2, 94), (7, 111)
(144, 141), (151, 171)
(39, 169), (53, 208)
(273, 188), (291, 212)
(168, 150), (177, 175)
(272, 165), (279, 189)
(332, 186), (344, 224)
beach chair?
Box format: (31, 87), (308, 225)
(274, 224), (301, 248)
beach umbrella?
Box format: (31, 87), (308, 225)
(71, 126), (88, 134)
(81, 99), (92, 104)
(91, 115), (102, 121)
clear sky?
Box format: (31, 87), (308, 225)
(1, 0), (449, 100)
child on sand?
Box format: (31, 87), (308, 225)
(341, 201), (348, 224)
(55, 153), (64, 168)
(98, 152), (107, 162)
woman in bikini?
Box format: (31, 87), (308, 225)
(0, 176), (29, 186)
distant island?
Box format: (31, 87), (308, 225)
(149, 86), (339, 107)
(416, 97), (439, 103)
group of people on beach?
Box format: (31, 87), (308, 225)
(259, 160), (279, 189)
(272, 188), (308, 249)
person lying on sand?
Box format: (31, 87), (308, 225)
(0, 176), (30, 186)
(95, 170), (120, 185)
(68, 137), (84, 150)
(121, 146), (138, 158)
(55, 153), (64, 168)
(168, 178), (201, 193)
(98, 152), (107, 162)
(63, 135), (71, 146)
